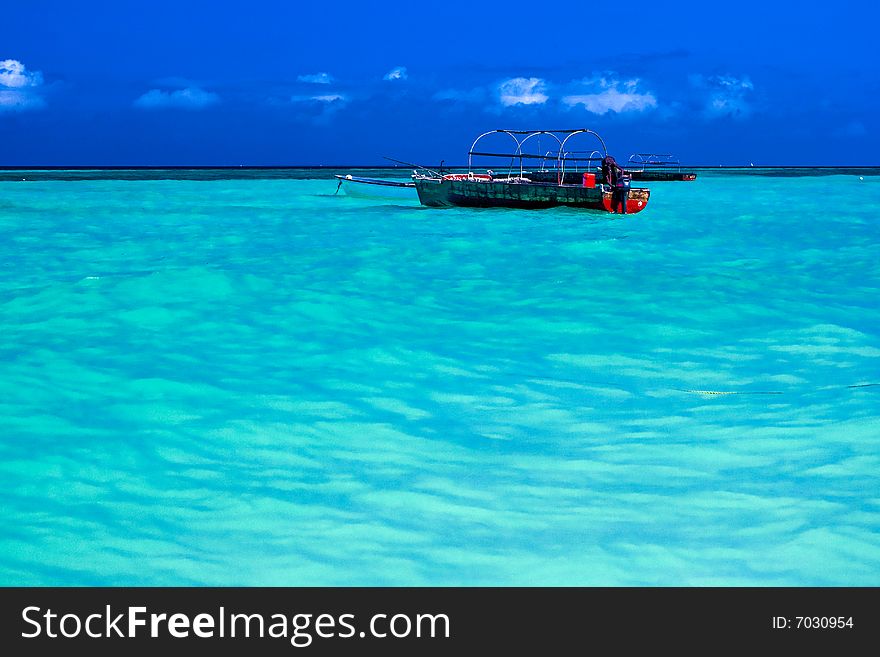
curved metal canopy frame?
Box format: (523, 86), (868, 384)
(466, 129), (609, 181)
(514, 131), (564, 178)
(558, 130), (607, 181)
(468, 130), (522, 174)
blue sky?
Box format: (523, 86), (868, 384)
(1, 0), (877, 165)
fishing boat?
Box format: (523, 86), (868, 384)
(334, 174), (416, 201)
(411, 129), (650, 214)
(626, 153), (696, 181)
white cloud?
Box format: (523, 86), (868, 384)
(297, 72), (333, 84)
(134, 87), (220, 109)
(563, 76), (657, 114)
(383, 66), (407, 81)
(498, 77), (548, 106)
(0, 59), (43, 88)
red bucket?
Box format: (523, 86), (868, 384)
(582, 172), (596, 188)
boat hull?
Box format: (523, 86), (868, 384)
(414, 178), (649, 213)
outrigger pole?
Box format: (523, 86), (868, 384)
(382, 156), (443, 178)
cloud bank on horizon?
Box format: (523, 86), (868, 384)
(0, 57), (783, 161)
(2, 58), (753, 122)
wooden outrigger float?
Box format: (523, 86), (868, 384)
(412, 129), (650, 214)
(333, 174), (416, 200)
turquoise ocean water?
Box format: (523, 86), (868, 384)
(1, 169), (878, 585)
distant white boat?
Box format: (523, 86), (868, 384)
(334, 174), (416, 201)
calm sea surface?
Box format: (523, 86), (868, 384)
(1, 169), (878, 585)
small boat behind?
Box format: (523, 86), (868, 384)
(411, 129), (650, 214)
(334, 174), (416, 201)
(626, 154), (697, 181)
